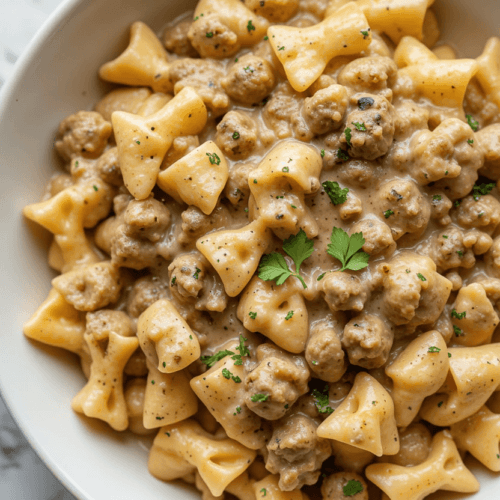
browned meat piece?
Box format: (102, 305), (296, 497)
(320, 272), (369, 312)
(425, 226), (476, 271)
(477, 123), (500, 180)
(340, 93), (395, 160)
(245, 343), (310, 420)
(305, 319), (347, 382)
(321, 472), (368, 500)
(86, 310), (135, 339)
(126, 275), (169, 318)
(179, 205), (232, 245)
(455, 194), (500, 234)
(215, 111), (259, 160)
(96, 147), (123, 187)
(375, 179), (431, 240)
(266, 413), (331, 490)
(163, 20), (198, 57)
(55, 111), (112, 160)
(338, 56), (397, 98)
(303, 84), (348, 136)
(349, 218), (396, 256)
(52, 262), (122, 312)
(341, 313), (393, 369)
(168, 58), (229, 115)
(188, 15), (240, 59)
(223, 54), (276, 105)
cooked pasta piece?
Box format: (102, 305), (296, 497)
(317, 372), (399, 457)
(366, 430), (480, 500)
(148, 419), (256, 496)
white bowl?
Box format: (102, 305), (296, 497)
(0, 0), (499, 499)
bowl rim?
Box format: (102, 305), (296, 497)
(0, 3), (89, 497)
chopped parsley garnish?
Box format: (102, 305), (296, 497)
(285, 311), (294, 320)
(232, 131), (240, 140)
(163, 361), (166, 368)
(352, 121), (367, 131)
(206, 32), (213, 38)
(322, 180), (349, 205)
(428, 346), (441, 353)
(136, 140), (140, 144)
(451, 308), (466, 320)
(479, 211), (484, 218)
(384, 209), (394, 219)
(249, 311), (257, 319)
(453, 325), (464, 337)
(235, 406), (242, 414)
(251, 393), (269, 402)
(454, 200), (461, 207)
(93, 185), (98, 192)
(264, 35), (268, 40)
(282, 166), (289, 172)
(317, 272), (326, 281)
(448, 352), (452, 358)
(472, 182), (495, 200)
(253, 178), (258, 184)
(222, 368), (241, 383)
(337, 149), (349, 161)
(433, 195), (442, 201)
(206, 152), (221, 165)
(243, 66), (254, 73)
(165, 432), (170, 436)
(457, 250), (464, 257)
(258, 228), (313, 289)
(442, 235), (448, 239)
(260, 488), (267, 496)
(312, 360), (318, 365)
(468, 139), (474, 144)
(360, 29), (370, 38)
(466, 114), (479, 131)
(278, 46), (285, 51)
(406, 269), (410, 273)
(247, 20), (255, 32)
(193, 267), (201, 279)
(201, 335), (250, 367)
(417, 273), (427, 282)
(344, 127), (352, 148)
(327, 227), (370, 272)
(438, 401), (444, 407)
(312, 385), (334, 414)
(151, 380), (155, 384)
(321, 149), (325, 157)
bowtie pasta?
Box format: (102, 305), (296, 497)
(22, 0), (500, 499)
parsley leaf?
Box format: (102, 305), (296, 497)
(206, 152), (221, 165)
(343, 479), (364, 497)
(453, 325), (464, 337)
(327, 227), (369, 272)
(428, 346), (441, 353)
(251, 393), (269, 402)
(322, 181), (349, 205)
(206, 32), (213, 38)
(472, 182), (495, 200)
(417, 273), (427, 282)
(201, 349), (235, 367)
(249, 311), (257, 319)
(260, 488), (267, 497)
(344, 127), (352, 148)
(337, 149), (349, 161)
(360, 29), (370, 38)
(222, 368), (241, 383)
(433, 195), (442, 201)
(232, 131), (240, 140)
(451, 308), (466, 320)
(384, 209), (394, 219)
(258, 229), (313, 289)
(285, 311), (294, 320)
(312, 385), (334, 414)
(352, 121), (367, 131)
(247, 20), (255, 32)
(235, 334), (250, 360)
(466, 114), (479, 131)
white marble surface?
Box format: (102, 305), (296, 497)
(0, 2), (77, 498)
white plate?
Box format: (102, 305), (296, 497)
(0, 0), (498, 499)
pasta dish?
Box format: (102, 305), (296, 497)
(21, 0), (500, 498)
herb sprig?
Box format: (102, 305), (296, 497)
(327, 227), (369, 272)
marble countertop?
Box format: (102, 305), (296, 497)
(0, 3), (77, 498)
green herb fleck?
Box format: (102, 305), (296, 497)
(251, 393), (269, 402)
(232, 131), (240, 140)
(171, 276), (176, 286)
(344, 127), (352, 148)
(453, 325), (464, 337)
(468, 139), (474, 144)
(322, 180), (349, 205)
(136, 140), (140, 145)
(249, 311), (257, 319)
(472, 182), (495, 200)
(428, 346), (441, 353)
(151, 380), (155, 384)
(327, 227), (370, 272)
(93, 185), (98, 192)
(466, 114), (479, 131)
(206, 32), (213, 38)
(193, 267), (201, 279)
(258, 228), (314, 289)
(352, 121), (367, 131)
(448, 352), (452, 358)
(479, 211), (484, 218)
(163, 361), (166, 368)
(247, 20), (255, 32)
(433, 195), (442, 201)
(343, 479), (363, 497)
(201, 349), (235, 367)
(360, 29), (370, 38)
(253, 179), (257, 184)
(260, 488), (267, 497)
(451, 308), (466, 320)
(337, 149), (349, 161)
(165, 432), (170, 436)
(317, 272), (326, 281)
(312, 385), (334, 414)
(321, 149), (325, 157)
(384, 209), (394, 219)
(438, 401), (444, 407)
(278, 46), (285, 51)
(457, 250), (464, 257)
(443, 235), (448, 239)
(264, 36), (268, 40)
(417, 273), (426, 282)
(285, 311), (294, 321)
(206, 152), (221, 165)
(406, 269), (410, 273)
(282, 166), (289, 172)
